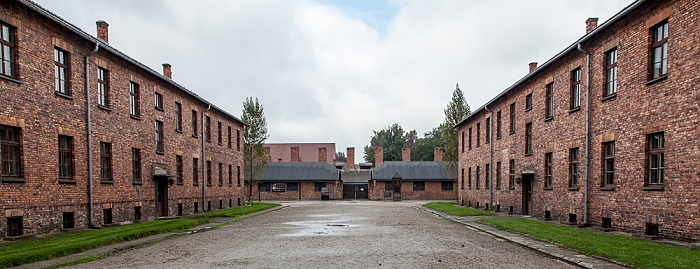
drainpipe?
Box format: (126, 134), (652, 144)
(484, 105), (494, 210)
(201, 104), (211, 210)
(577, 43), (591, 226)
(85, 41), (99, 227)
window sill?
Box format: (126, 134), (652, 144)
(569, 107), (581, 113)
(176, 129), (182, 133)
(1, 177), (27, 183)
(192, 135), (198, 138)
(643, 185), (665, 191)
(509, 187), (515, 190)
(509, 131), (515, 135)
(177, 182), (184, 185)
(58, 179), (77, 184)
(132, 181), (143, 186)
(55, 91), (74, 100)
(155, 107), (164, 112)
(601, 93), (617, 102)
(100, 180), (114, 184)
(193, 183), (199, 186)
(599, 186), (615, 191)
(645, 75), (668, 86)
(155, 150), (165, 155)
(544, 186), (553, 190)
(525, 108), (532, 112)
(525, 153), (532, 157)
(207, 184), (212, 187)
(130, 115), (141, 120)
(544, 116), (554, 122)
(98, 105), (112, 111)
(0, 74), (22, 84)
(568, 186), (580, 191)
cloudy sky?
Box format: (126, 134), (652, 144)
(35, 0), (632, 162)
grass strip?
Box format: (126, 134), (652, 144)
(478, 218), (700, 269)
(194, 202), (280, 218)
(424, 201), (496, 216)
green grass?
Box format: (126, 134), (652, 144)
(478, 218), (700, 269)
(424, 201), (496, 216)
(194, 202), (280, 218)
(0, 218), (208, 268)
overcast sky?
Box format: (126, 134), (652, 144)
(35, 0), (633, 162)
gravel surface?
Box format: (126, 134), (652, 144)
(68, 200), (576, 269)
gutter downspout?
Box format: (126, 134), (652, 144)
(201, 104), (211, 211)
(85, 42), (99, 227)
(484, 105), (494, 211)
(577, 43), (591, 226)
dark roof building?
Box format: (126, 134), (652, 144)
(372, 161), (456, 181)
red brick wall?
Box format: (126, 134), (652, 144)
(368, 180), (456, 200)
(458, 0), (700, 240)
(264, 143), (336, 163)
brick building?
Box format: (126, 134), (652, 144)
(249, 162), (341, 201)
(1, 0), (245, 239)
(456, 0), (700, 240)
(264, 143), (336, 164)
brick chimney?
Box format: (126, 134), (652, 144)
(529, 62), (538, 73)
(374, 147), (384, 167)
(162, 63), (172, 79)
(291, 147), (300, 162)
(347, 147), (355, 169)
(402, 148), (411, 162)
(96, 20), (109, 43)
(318, 147), (327, 162)
(434, 147), (443, 162)
(586, 17), (599, 34)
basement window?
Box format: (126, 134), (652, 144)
(134, 206), (142, 221)
(219, 200), (223, 208)
(509, 206), (514, 214)
(602, 217), (612, 229)
(544, 210), (551, 220)
(207, 201), (211, 211)
(645, 223), (660, 236)
(62, 212), (75, 229)
(496, 205), (500, 212)
(568, 213), (577, 224)
(194, 202), (199, 212)
(476, 202), (480, 208)
(103, 209), (113, 225)
(7, 217), (22, 237)
(178, 203), (183, 216)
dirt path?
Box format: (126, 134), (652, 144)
(68, 200), (576, 268)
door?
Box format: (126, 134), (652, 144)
(521, 175), (533, 215)
(343, 184), (369, 199)
(156, 177), (168, 217)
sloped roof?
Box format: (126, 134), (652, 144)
(341, 170), (371, 184)
(260, 162), (339, 181)
(372, 161), (457, 181)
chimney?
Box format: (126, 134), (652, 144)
(96, 20), (109, 43)
(402, 148), (411, 162)
(162, 63), (172, 79)
(529, 62), (538, 73)
(347, 147), (355, 169)
(318, 147), (327, 162)
(374, 147), (384, 167)
(291, 147), (300, 162)
(586, 17), (599, 34)
(434, 147), (443, 162)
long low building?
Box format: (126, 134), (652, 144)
(455, 0), (700, 240)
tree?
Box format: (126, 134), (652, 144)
(242, 97), (269, 202)
(335, 151), (347, 162)
(441, 83), (470, 163)
(413, 127), (444, 161)
(363, 123), (416, 164)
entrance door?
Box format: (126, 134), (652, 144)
(521, 175), (533, 215)
(343, 184), (369, 199)
(156, 177), (168, 217)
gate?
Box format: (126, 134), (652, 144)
(343, 184), (368, 199)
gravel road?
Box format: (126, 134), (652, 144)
(69, 200), (576, 269)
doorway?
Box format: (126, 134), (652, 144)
(521, 174), (533, 215)
(155, 176), (168, 217)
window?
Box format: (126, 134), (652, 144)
(545, 152), (553, 188)
(509, 103), (516, 134)
(272, 183), (285, 192)
(62, 212), (74, 229)
(461, 131), (465, 153)
(236, 129), (241, 151)
(7, 217), (22, 237)
(496, 111), (502, 139)
(132, 148), (141, 183)
(476, 166), (480, 189)
(129, 81), (140, 117)
(205, 116), (211, 142)
(413, 181), (425, 191)
(192, 110), (198, 137)
(155, 120), (164, 153)
(206, 160), (212, 186)
(192, 158), (199, 185)
(103, 208), (112, 224)
(134, 207), (141, 221)
(476, 123), (481, 147)
(227, 126), (232, 148)
(0, 23), (16, 77)
(468, 167), (472, 189)
(58, 135), (73, 180)
(154, 92), (163, 110)
(461, 168), (465, 189)
(648, 132), (664, 185)
(228, 164), (232, 186)
(54, 48), (70, 95)
(237, 166), (241, 186)
(259, 182), (270, 192)
(545, 83), (554, 119)
(314, 182), (326, 192)
(570, 148), (580, 187)
(176, 155), (183, 185)
(603, 142), (615, 186)
(175, 102), (182, 132)
(217, 121), (222, 145)
(525, 123), (532, 155)
(218, 163), (223, 187)
(97, 67), (109, 107)
(385, 181), (394, 191)
(485, 117), (490, 144)
(468, 127), (472, 150)
(99, 142), (112, 182)
(496, 162), (502, 189)
(485, 163), (490, 189)
(509, 159), (515, 189)
(287, 182), (298, 191)
(605, 49), (618, 96)
(525, 93), (532, 111)
(441, 182), (453, 191)
(571, 68), (581, 109)
(650, 21), (668, 79)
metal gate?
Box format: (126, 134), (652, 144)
(342, 184), (368, 199)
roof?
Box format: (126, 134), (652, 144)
(16, 0), (245, 126)
(454, 0), (646, 128)
(260, 162), (339, 181)
(372, 161), (457, 181)
(341, 170), (371, 184)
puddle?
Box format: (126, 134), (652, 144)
(279, 213), (361, 237)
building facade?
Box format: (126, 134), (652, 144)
(264, 143), (336, 163)
(1, 0), (245, 239)
(456, 0), (700, 240)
